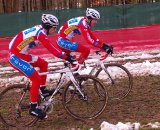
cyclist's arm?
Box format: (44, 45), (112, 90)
(80, 22), (103, 48)
(38, 32), (67, 60)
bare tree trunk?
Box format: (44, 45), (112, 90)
(69, 0), (71, 8)
(57, 0), (61, 9)
(23, 0), (27, 12)
(41, 0), (44, 10)
(0, 0), (158, 13)
(35, 0), (41, 10)
(62, 0), (67, 9)
(80, 0), (85, 7)
(0, 0), (4, 13)
(87, 0), (91, 7)
(2, 0), (6, 12)
(53, 0), (57, 9)
(14, 0), (20, 12)
(28, 0), (30, 11)
(18, 0), (23, 12)
(104, 0), (108, 5)
(31, 0), (35, 11)
(6, 0), (12, 13)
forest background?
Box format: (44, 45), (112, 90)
(0, 0), (159, 13)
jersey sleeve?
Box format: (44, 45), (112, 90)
(38, 32), (67, 60)
(80, 20), (103, 48)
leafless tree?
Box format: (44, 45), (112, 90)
(0, 0), (158, 13)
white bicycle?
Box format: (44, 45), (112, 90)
(79, 50), (133, 101)
(0, 62), (108, 128)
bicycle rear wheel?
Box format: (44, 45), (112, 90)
(95, 63), (133, 100)
(0, 84), (38, 127)
(63, 75), (108, 120)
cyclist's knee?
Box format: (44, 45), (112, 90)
(77, 45), (90, 57)
(77, 56), (85, 64)
(29, 71), (42, 86)
(33, 57), (48, 72)
(84, 47), (90, 56)
(76, 46), (90, 64)
(81, 47), (90, 60)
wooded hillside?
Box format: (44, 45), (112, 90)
(0, 0), (158, 13)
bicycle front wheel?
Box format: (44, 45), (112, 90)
(0, 84), (38, 127)
(63, 75), (108, 120)
(95, 63), (133, 100)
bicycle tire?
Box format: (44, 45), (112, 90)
(0, 84), (38, 127)
(95, 63), (133, 100)
(62, 75), (108, 120)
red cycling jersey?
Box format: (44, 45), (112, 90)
(58, 16), (103, 48)
(9, 25), (67, 61)
(9, 25), (67, 103)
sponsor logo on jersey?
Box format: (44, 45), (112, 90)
(64, 25), (78, 35)
(24, 27), (36, 35)
(17, 37), (35, 50)
(10, 55), (34, 76)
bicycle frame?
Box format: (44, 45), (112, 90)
(38, 62), (86, 111)
(85, 51), (114, 83)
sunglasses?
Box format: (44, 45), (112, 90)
(52, 26), (57, 29)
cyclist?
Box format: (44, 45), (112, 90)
(56, 8), (113, 71)
(8, 14), (75, 119)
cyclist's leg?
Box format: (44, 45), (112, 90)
(9, 54), (46, 119)
(76, 43), (90, 64)
(57, 38), (79, 70)
(57, 37), (77, 53)
(31, 57), (48, 86)
(28, 72), (47, 119)
(57, 37), (90, 65)
(30, 56), (55, 98)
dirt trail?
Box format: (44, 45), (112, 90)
(0, 49), (160, 130)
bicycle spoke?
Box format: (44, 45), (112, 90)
(0, 85), (38, 127)
(96, 63), (133, 100)
(63, 75), (108, 120)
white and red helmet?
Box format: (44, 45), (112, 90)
(86, 8), (100, 20)
(41, 14), (59, 29)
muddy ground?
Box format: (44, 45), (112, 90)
(1, 51), (160, 130)
(0, 75), (160, 130)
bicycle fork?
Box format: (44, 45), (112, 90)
(100, 62), (115, 84)
(67, 72), (87, 100)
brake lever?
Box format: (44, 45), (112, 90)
(64, 62), (70, 67)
